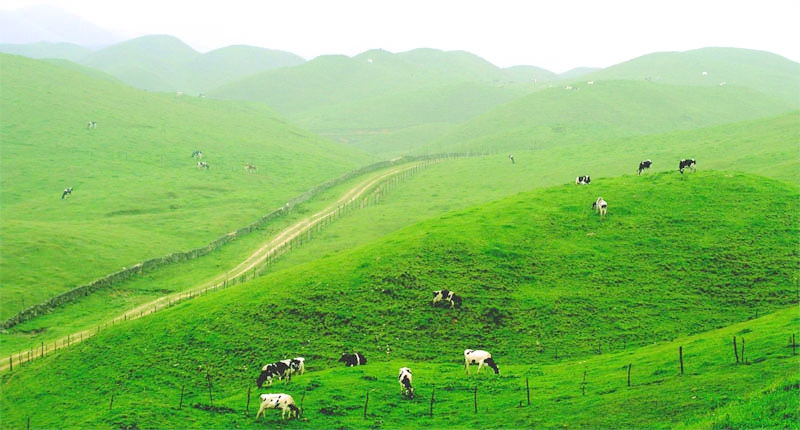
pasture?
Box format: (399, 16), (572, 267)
(1, 47), (798, 429)
(1, 170), (797, 428)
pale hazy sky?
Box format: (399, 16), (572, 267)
(2, 0), (798, 73)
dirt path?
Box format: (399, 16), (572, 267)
(1, 161), (430, 372)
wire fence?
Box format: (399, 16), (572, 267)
(1, 153), (482, 371)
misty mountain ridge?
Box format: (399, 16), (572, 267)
(0, 5), (124, 47)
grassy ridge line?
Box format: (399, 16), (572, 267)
(0, 159), (439, 371)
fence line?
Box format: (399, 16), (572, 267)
(3, 154), (467, 331)
(2, 155), (459, 371)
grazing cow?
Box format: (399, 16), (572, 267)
(576, 175), (591, 185)
(197, 161), (209, 169)
(638, 159), (652, 175)
(256, 393), (300, 420)
(245, 163), (257, 172)
(281, 357), (305, 377)
(87, 121), (96, 129)
(679, 159), (696, 174)
(593, 197), (608, 218)
(398, 367), (414, 399)
(61, 187), (73, 200)
(257, 361), (291, 388)
(432, 290), (462, 309)
(464, 349), (499, 375)
(191, 150), (203, 159)
(508, 154), (515, 164)
(339, 352), (367, 367)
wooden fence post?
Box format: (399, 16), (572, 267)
(526, 377), (531, 406)
(679, 346), (684, 375)
(733, 336), (739, 364)
(627, 364), (632, 387)
(581, 370), (587, 395)
(363, 390), (369, 419)
(473, 386), (478, 413)
(179, 384), (185, 410)
(740, 338), (746, 364)
(110, 392), (114, 411)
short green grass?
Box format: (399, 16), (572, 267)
(1, 171), (797, 429)
(0, 54), (372, 320)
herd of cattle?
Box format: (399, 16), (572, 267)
(575, 158), (696, 219)
(255, 291), (490, 421)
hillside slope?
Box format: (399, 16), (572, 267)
(425, 78), (796, 154)
(75, 35), (305, 93)
(586, 47), (800, 107)
(0, 53), (372, 319)
(1, 171), (796, 428)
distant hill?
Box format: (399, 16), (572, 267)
(14, 35), (306, 94)
(583, 47), (800, 106)
(0, 5), (123, 47)
(426, 48), (800, 154)
(211, 48), (559, 154)
(0, 54), (371, 317)
(0, 41), (93, 62)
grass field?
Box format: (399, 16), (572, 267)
(1, 170), (797, 428)
(1, 48), (798, 429)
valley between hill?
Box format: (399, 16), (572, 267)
(0, 159), (432, 370)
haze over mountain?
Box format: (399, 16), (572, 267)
(0, 5), (123, 47)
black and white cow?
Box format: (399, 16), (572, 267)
(197, 161), (209, 169)
(191, 150), (203, 159)
(464, 349), (499, 375)
(256, 393), (300, 420)
(592, 197), (608, 218)
(576, 175), (591, 185)
(61, 187), (73, 200)
(508, 154), (515, 164)
(638, 159), (652, 175)
(432, 290), (462, 309)
(338, 352), (367, 367)
(257, 361), (290, 388)
(87, 121), (97, 129)
(281, 357), (305, 376)
(398, 367), (414, 399)
(679, 159), (696, 174)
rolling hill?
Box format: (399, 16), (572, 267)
(1, 41), (798, 430)
(425, 78), (797, 155)
(81, 35), (306, 94)
(0, 53), (372, 319)
(1, 171), (796, 428)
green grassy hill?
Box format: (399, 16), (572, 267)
(0, 41), (93, 62)
(75, 35), (305, 94)
(587, 47), (800, 106)
(210, 48), (548, 154)
(1, 171), (796, 429)
(425, 79), (796, 155)
(0, 53), (372, 319)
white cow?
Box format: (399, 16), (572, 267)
(256, 393), (299, 420)
(398, 367), (414, 399)
(593, 197), (608, 218)
(464, 349), (499, 375)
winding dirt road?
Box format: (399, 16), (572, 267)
(1, 160), (432, 372)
